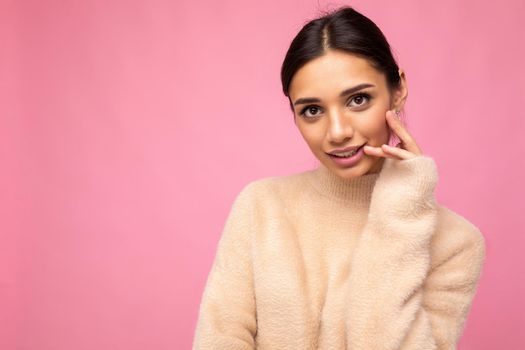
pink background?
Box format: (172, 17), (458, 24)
(2, 0), (524, 349)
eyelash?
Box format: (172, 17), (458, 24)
(298, 93), (372, 119)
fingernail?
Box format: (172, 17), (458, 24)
(394, 110), (401, 119)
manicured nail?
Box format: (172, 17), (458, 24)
(393, 110), (400, 119)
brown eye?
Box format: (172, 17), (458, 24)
(301, 105), (322, 118)
(348, 93), (371, 108)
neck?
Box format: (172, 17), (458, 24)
(306, 163), (380, 205)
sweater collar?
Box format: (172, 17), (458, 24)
(306, 163), (380, 205)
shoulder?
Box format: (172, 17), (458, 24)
(236, 169), (312, 205)
(435, 204), (486, 246)
(430, 204), (487, 270)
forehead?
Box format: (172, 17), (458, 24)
(289, 50), (387, 100)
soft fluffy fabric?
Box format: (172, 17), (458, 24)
(192, 155), (486, 350)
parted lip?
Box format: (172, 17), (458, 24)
(327, 143), (366, 154)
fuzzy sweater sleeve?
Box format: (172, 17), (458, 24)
(345, 155), (485, 350)
(192, 183), (257, 350)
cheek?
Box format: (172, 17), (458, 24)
(297, 123), (323, 149)
(356, 109), (388, 138)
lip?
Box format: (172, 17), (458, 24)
(326, 143), (366, 155)
(327, 144), (365, 167)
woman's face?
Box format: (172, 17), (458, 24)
(289, 49), (407, 178)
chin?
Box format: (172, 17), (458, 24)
(320, 154), (370, 178)
(366, 157), (385, 174)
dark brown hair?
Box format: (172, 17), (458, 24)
(280, 6), (401, 113)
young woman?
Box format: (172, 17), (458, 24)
(193, 6), (485, 350)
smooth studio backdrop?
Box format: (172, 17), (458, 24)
(1, 0), (524, 349)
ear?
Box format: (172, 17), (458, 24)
(391, 69), (408, 111)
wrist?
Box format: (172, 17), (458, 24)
(369, 155), (439, 218)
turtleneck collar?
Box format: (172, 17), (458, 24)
(305, 163), (380, 205)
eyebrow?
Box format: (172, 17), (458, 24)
(292, 83), (375, 106)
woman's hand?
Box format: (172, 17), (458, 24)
(363, 110), (423, 160)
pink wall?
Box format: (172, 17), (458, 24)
(2, 0), (523, 349)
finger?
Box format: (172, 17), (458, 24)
(363, 145), (403, 160)
(381, 144), (418, 160)
(386, 110), (422, 155)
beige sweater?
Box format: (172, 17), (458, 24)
(192, 155), (486, 350)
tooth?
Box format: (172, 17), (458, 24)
(334, 149), (357, 157)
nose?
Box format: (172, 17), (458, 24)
(326, 107), (354, 143)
